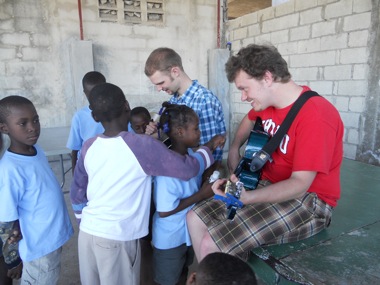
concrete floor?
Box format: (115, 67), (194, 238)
(53, 156), (81, 285)
(58, 191), (81, 285)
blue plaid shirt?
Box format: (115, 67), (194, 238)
(169, 80), (226, 161)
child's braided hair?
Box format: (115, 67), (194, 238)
(158, 102), (197, 136)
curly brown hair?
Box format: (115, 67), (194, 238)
(225, 44), (291, 83)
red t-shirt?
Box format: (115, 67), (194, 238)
(247, 87), (344, 207)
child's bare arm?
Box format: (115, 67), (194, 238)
(198, 134), (226, 153)
(71, 150), (79, 174)
(158, 181), (214, 218)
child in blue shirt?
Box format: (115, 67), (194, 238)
(0, 95), (74, 285)
(0, 133), (22, 285)
(66, 71), (106, 172)
(152, 104), (225, 285)
(129, 106), (151, 134)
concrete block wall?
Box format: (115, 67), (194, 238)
(0, 0), (218, 127)
(226, 0), (380, 164)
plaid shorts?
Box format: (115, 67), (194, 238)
(192, 191), (332, 260)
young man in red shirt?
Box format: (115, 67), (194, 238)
(187, 44), (344, 262)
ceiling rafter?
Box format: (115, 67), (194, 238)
(227, 0), (271, 19)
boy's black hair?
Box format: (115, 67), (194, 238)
(89, 83), (129, 123)
(82, 71), (106, 89)
(130, 106), (151, 121)
(196, 252), (257, 285)
(0, 95), (34, 123)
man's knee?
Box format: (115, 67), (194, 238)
(202, 233), (213, 248)
(199, 234), (219, 261)
(186, 209), (197, 224)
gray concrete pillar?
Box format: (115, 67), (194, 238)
(208, 49), (231, 158)
(69, 41), (94, 110)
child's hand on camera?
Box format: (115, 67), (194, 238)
(145, 121), (158, 136)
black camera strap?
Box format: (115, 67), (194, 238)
(249, 91), (319, 172)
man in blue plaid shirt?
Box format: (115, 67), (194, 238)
(145, 47), (226, 176)
(144, 47), (226, 285)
